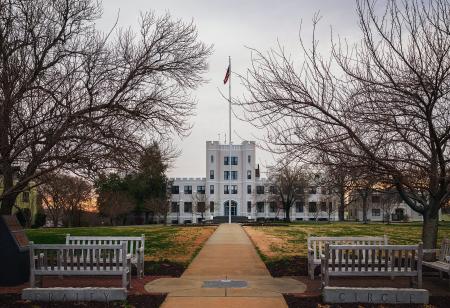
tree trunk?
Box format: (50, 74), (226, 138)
(284, 205), (291, 222)
(422, 210), (439, 249)
(338, 190), (345, 221)
(0, 193), (17, 215)
(362, 196), (368, 224)
(0, 164), (17, 215)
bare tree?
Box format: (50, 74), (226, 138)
(97, 190), (134, 226)
(143, 198), (170, 224)
(38, 173), (92, 227)
(192, 191), (207, 221)
(0, 0), (212, 215)
(378, 189), (400, 224)
(268, 164), (310, 222)
(238, 0), (450, 249)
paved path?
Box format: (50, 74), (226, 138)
(145, 223), (305, 308)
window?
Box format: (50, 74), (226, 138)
(269, 186), (276, 194)
(210, 185), (214, 194)
(247, 185), (252, 194)
(309, 187), (317, 194)
(320, 202), (327, 212)
(248, 155), (251, 163)
(372, 208), (381, 216)
(372, 195), (380, 203)
(224, 156), (230, 165)
(171, 185), (179, 194)
(231, 185), (238, 194)
(256, 186), (265, 194)
(184, 185), (192, 194)
(257, 202), (265, 213)
(308, 202), (317, 213)
(197, 186), (205, 194)
(225, 171), (237, 180)
(209, 201), (215, 212)
(247, 201), (252, 213)
(21, 191), (30, 203)
(184, 202), (192, 213)
(231, 156), (238, 165)
(224, 185), (229, 194)
(269, 202), (276, 213)
(210, 170), (214, 179)
(247, 170), (251, 179)
(295, 202), (304, 213)
(171, 202), (179, 213)
(210, 155), (214, 163)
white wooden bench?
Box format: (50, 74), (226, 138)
(29, 242), (131, 289)
(423, 238), (450, 287)
(307, 235), (388, 279)
(66, 234), (145, 278)
(321, 243), (423, 288)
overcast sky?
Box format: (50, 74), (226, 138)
(98, 0), (361, 178)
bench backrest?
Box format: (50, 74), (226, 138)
(324, 243), (422, 274)
(66, 234), (145, 258)
(308, 235), (388, 261)
(29, 242), (128, 273)
(439, 238), (450, 263)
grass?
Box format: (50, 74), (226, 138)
(244, 221), (450, 261)
(26, 224), (216, 264)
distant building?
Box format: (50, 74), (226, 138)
(168, 141), (339, 224)
(347, 190), (429, 222)
(0, 168), (40, 225)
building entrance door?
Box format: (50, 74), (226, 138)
(224, 200), (238, 216)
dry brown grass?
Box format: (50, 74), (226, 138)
(146, 226), (216, 263)
(245, 222), (450, 261)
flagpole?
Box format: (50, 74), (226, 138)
(228, 56), (232, 224)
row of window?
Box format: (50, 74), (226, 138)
(171, 201), (214, 213)
(172, 184), (268, 195)
(292, 201), (331, 213)
(209, 170), (253, 180)
(210, 155), (252, 165)
(170, 201), (335, 214)
(171, 184), (333, 195)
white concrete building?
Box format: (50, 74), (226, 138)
(347, 191), (425, 222)
(168, 141), (339, 224)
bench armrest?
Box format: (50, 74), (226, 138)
(423, 248), (440, 254)
(138, 246), (145, 254)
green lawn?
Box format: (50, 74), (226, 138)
(244, 221), (450, 261)
(26, 225), (216, 263)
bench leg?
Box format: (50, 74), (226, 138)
(137, 262), (142, 279)
(418, 273), (422, 289)
(309, 264), (314, 280)
(122, 272), (128, 289)
(30, 272), (35, 288)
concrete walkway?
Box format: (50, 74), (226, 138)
(145, 223), (306, 308)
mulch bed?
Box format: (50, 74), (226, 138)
(139, 260), (186, 277)
(265, 256), (310, 276)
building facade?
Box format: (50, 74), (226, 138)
(347, 190), (425, 222)
(168, 141), (339, 224)
(0, 173), (40, 226)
